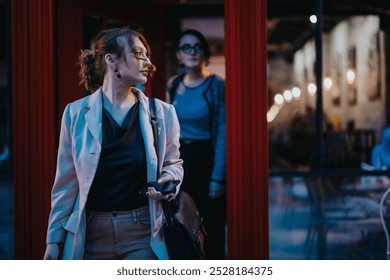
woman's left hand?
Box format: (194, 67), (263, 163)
(209, 181), (225, 199)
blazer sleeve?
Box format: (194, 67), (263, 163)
(46, 104), (79, 244)
(210, 82), (226, 184)
(161, 105), (184, 183)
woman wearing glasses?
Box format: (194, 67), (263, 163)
(166, 29), (226, 259)
(44, 27), (183, 260)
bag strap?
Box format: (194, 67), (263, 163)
(149, 97), (176, 227)
(149, 97), (160, 178)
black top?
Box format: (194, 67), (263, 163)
(86, 101), (148, 211)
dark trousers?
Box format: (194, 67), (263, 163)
(180, 139), (226, 259)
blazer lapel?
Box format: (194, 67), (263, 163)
(84, 89), (103, 147)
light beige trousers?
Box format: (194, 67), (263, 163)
(83, 205), (157, 260)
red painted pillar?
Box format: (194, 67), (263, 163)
(12, 0), (56, 259)
(225, 0), (269, 259)
(57, 0), (83, 120)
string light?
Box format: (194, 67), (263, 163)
(267, 104), (281, 123)
(292, 87), (301, 99)
(324, 77), (333, 91)
(267, 111), (276, 123)
(274, 93), (284, 105)
(283, 90), (293, 102)
(346, 69), (356, 85)
(308, 83), (317, 96)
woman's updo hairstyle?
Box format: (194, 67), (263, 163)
(79, 26), (154, 93)
(178, 29), (211, 66)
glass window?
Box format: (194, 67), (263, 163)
(268, 0), (390, 259)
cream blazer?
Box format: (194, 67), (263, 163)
(46, 87), (183, 259)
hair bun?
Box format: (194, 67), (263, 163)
(79, 49), (99, 93)
(80, 49), (96, 66)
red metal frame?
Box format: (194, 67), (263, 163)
(225, 0), (269, 259)
(12, 0), (56, 259)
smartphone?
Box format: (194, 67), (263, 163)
(139, 180), (181, 196)
(148, 180), (181, 194)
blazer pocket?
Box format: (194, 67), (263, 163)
(60, 211), (78, 234)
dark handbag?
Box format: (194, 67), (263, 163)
(161, 191), (206, 259)
(149, 98), (206, 260)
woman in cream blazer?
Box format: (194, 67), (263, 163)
(44, 27), (183, 260)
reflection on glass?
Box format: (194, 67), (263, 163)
(269, 175), (390, 259)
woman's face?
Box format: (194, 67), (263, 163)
(176, 34), (204, 69)
(115, 37), (152, 85)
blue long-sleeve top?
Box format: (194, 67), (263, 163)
(167, 74), (226, 184)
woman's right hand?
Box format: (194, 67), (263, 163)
(145, 173), (177, 201)
(43, 243), (60, 260)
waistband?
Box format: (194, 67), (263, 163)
(86, 205), (149, 221)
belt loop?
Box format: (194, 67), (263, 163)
(132, 210), (137, 223)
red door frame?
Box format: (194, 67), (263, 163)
(12, 0), (57, 259)
(12, 0), (269, 259)
(225, 0), (269, 259)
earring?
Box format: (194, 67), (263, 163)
(113, 65), (121, 79)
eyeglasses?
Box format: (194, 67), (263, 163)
(178, 43), (203, 54)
